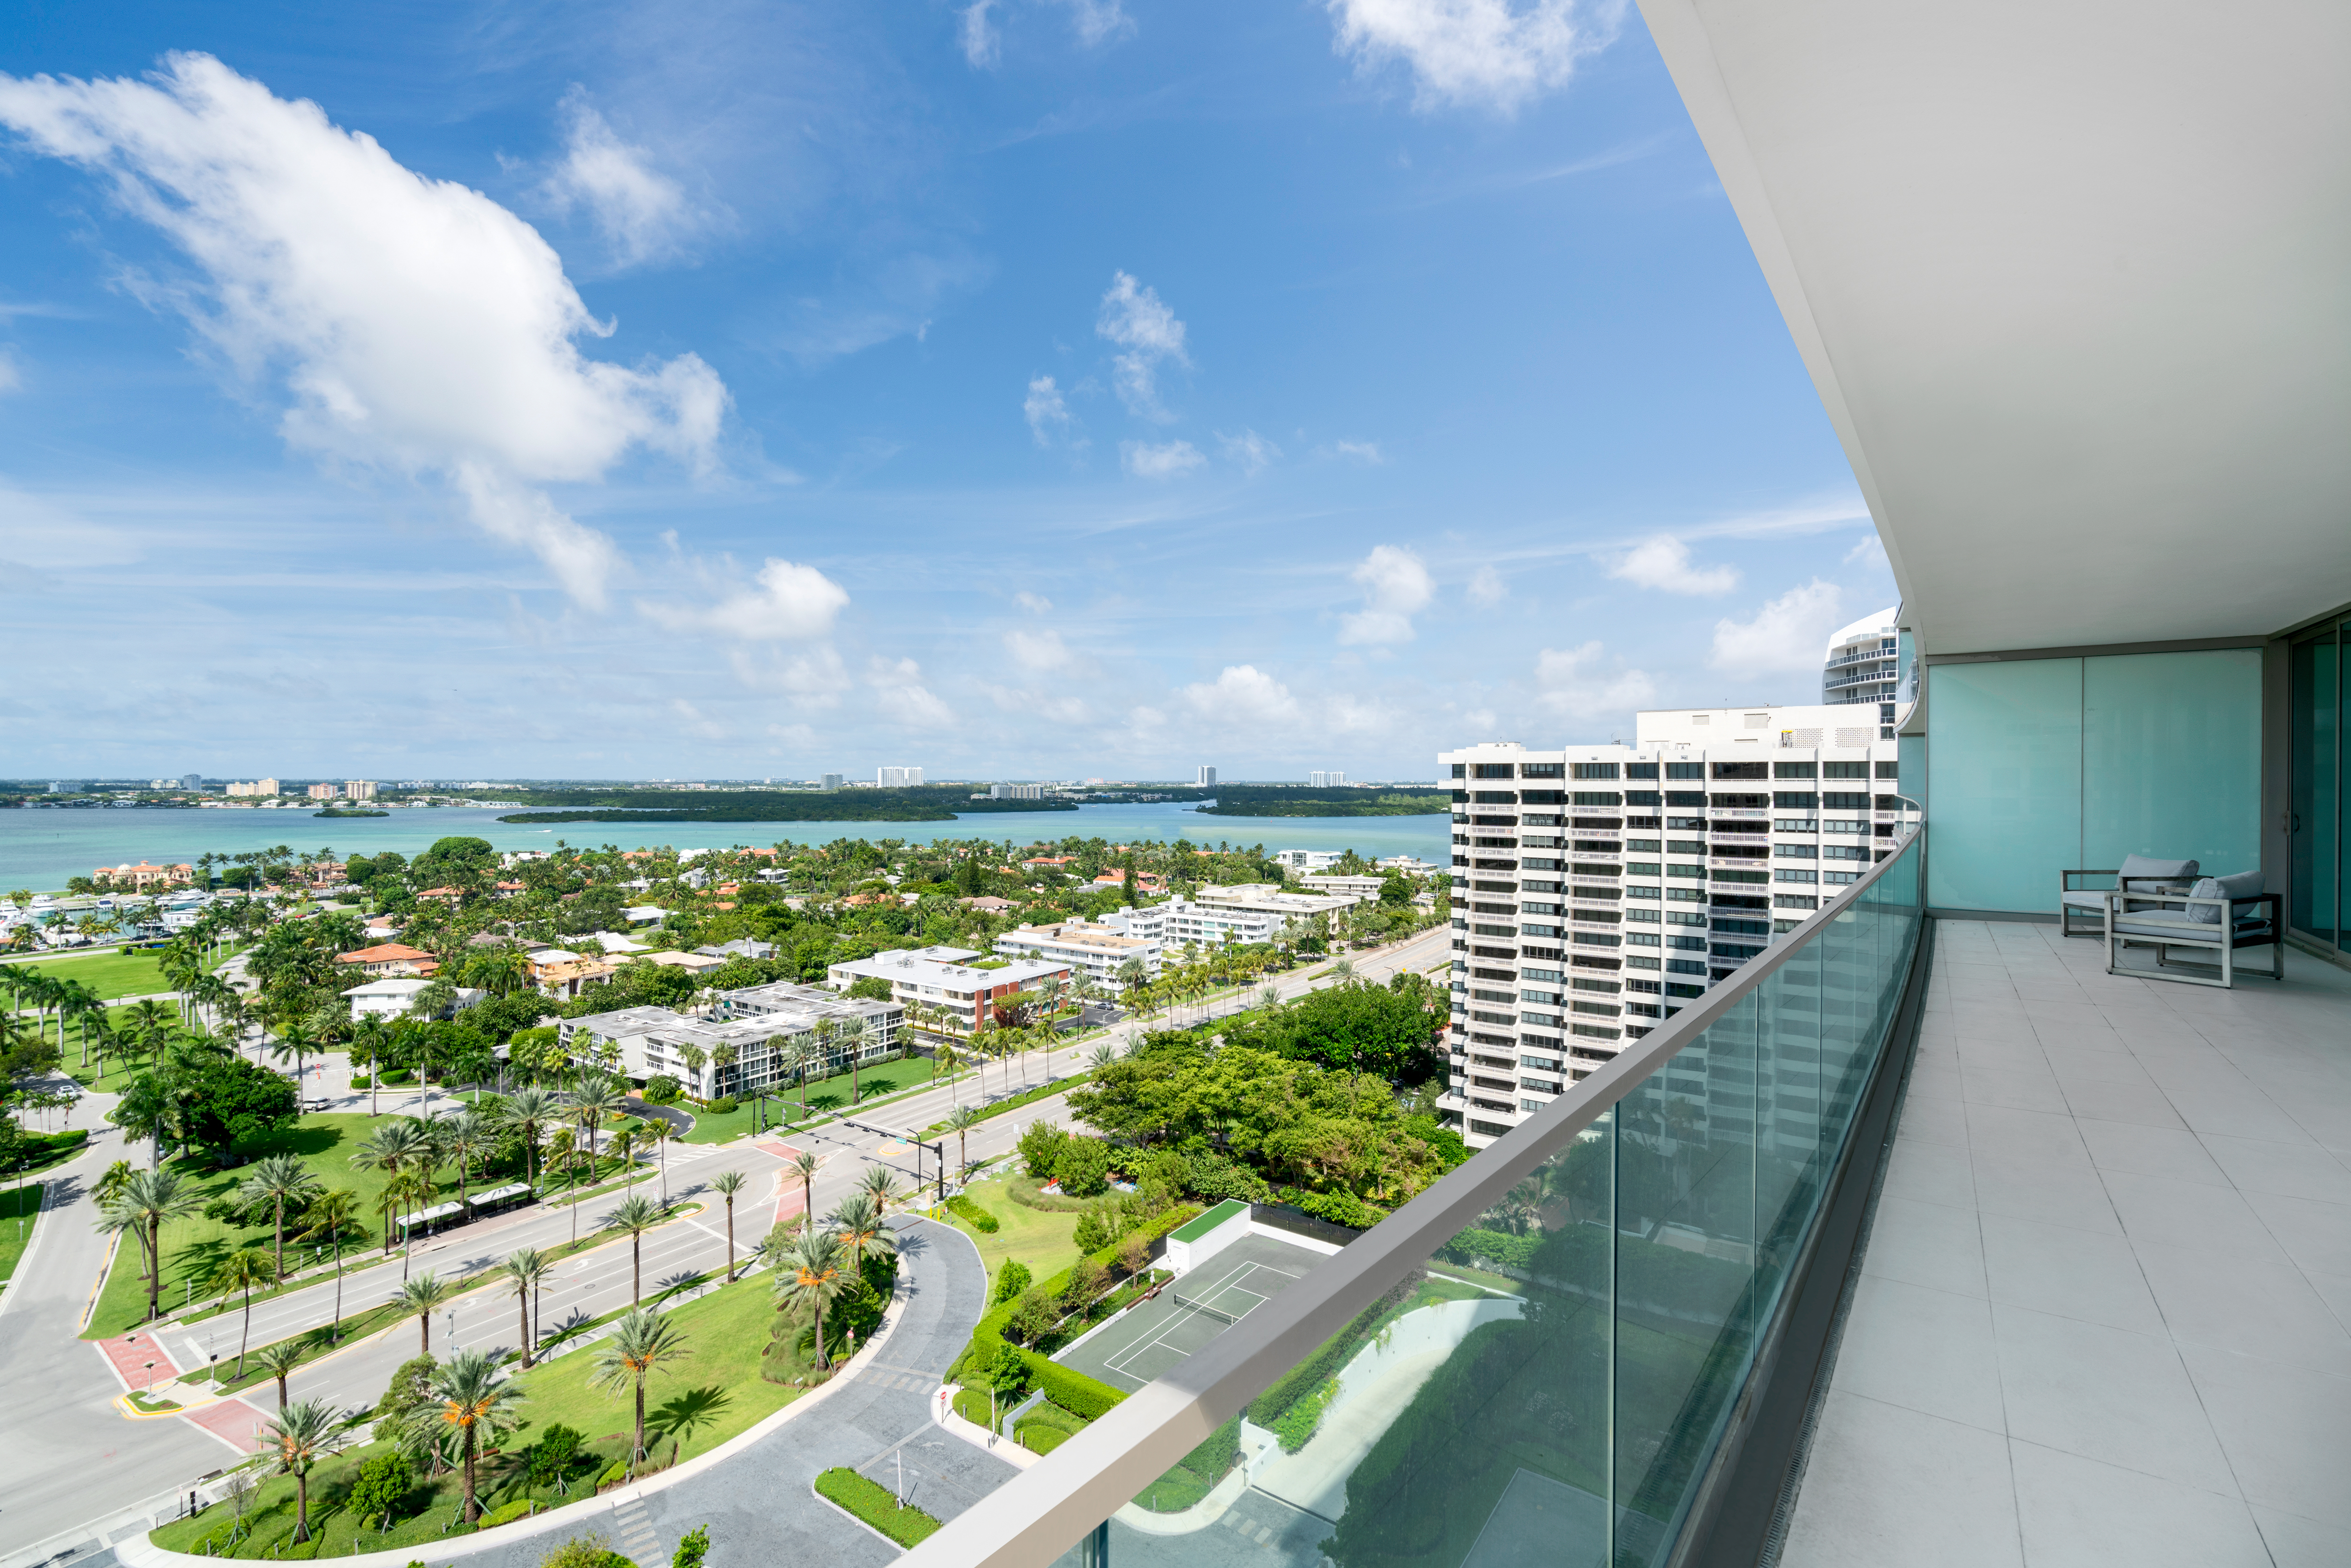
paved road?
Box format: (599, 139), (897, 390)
(457, 1217), (1015, 1568)
(0, 925), (1450, 1552)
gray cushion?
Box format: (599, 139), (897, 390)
(2117, 853), (2198, 891)
(2182, 871), (2263, 923)
(2060, 890), (2109, 908)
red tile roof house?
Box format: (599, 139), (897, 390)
(333, 943), (441, 977)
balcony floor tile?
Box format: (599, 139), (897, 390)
(1791, 922), (2351, 1562)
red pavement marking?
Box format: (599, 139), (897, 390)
(97, 1332), (180, 1390)
(187, 1395), (270, 1454)
(773, 1179), (809, 1228)
(755, 1139), (804, 1162)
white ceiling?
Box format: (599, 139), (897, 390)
(1639, 0), (2351, 654)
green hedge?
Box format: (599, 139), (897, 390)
(946, 1193), (999, 1233)
(814, 1467), (941, 1547)
(923, 1070), (1093, 1136)
(1248, 1270), (1422, 1431)
(1444, 1227), (1540, 1269)
(955, 1204), (1201, 1415)
(480, 1497), (537, 1528)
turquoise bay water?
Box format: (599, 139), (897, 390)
(0, 800), (1451, 890)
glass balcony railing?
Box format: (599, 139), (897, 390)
(903, 827), (1925, 1568)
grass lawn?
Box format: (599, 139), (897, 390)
(678, 1056), (964, 1145)
(87, 1111), (556, 1340)
(934, 1176), (1082, 1297)
(3, 938), (248, 1007)
(0, 1181), (44, 1285)
(149, 1271), (803, 1560)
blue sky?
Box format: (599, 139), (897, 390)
(0, 0), (1893, 783)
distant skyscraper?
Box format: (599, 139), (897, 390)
(1821, 607), (1913, 737)
(346, 780), (377, 800)
(877, 766), (924, 787)
(820, 773), (844, 790)
(181, 773), (206, 790)
(1197, 765), (1217, 786)
(1310, 770), (1349, 787)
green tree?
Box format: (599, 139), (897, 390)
(500, 1247), (553, 1368)
(946, 1103), (982, 1176)
(347, 1450), (412, 1533)
(602, 1193), (664, 1304)
(497, 1084), (561, 1189)
(672, 1525), (711, 1568)
(1053, 1135), (1111, 1198)
(209, 1245), (279, 1378)
(260, 1398), (339, 1544)
(768, 1230), (851, 1371)
(590, 1309), (690, 1471)
(399, 1272), (457, 1355)
(103, 1166), (201, 1322)
(1018, 1119), (1067, 1180)
(710, 1170), (746, 1282)
(237, 1153), (323, 1281)
(292, 1189), (361, 1341)
(404, 1347), (527, 1523)
(251, 1338), (307, 1410)
(826, 1191), (897, 1281)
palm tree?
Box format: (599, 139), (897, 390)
(708, 1041), (738, 1100)
(292, 1189), (360, 1342)
(608, 1124), (641, 1189)
(563, 1072), (627, 1241)
(644, 1118), (673, 1204)
(499, 1248), (552, 1368)
(856, 1165), (902, 1208)
(352, 1016), (390, 1114)
(837, 1016), (869, 1105)
(439, 1110), (492, 1210)
(260, 1398), (339, 1544)
(399, 1272), (456, 1355)
(789, 1149), (820, 1228)
(106, 1167), (201, 1320)
(675, 1041), (708, 1097)
(407, 1348), (527, 1521)
(603, 1193), (663, 1304)
(945, 1104), (981, 1177)
(251, 1339), (307, 1410)
(590, 1309), (689, 1473)
(710, 1170), (746, 1282)
(769, 1231), (851, 1372)
(828, 1192), (898, 1282)
(208, 1245), (277, 1378)
(237, 1154), (322, 1280)
(350, 1120), (432, 1253)
(497, 1084), (560, 1189)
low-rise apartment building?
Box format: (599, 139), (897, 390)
(563, 981), (900, 1096)
(994, 920), (1163, 991)
(1101, 884), (1359, 951)
(1438, 707), (1901, 1149)
(825, 946), (1069, 1035)
(343, 978), (483, 1021)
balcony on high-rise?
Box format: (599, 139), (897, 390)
(891, 1), (2351, 1565)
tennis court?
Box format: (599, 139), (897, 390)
(1057, 1230), (1330, 1393)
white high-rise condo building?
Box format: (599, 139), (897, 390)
(1438, 705), (1902, 1150)
(876, 766), (924, 787)
(1821, 607), (1914, 737)
(1309, 770), (1348, 787)
(1196, 765), (1216, 786)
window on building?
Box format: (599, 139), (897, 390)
(1570, 763), (1619, 780)
(1822, 761), (1870, 779)
(1625, 763), (1659, 779)
(1711, 762), (1767, 780)
(1519, 762), (1564, 778)
(1665, 762), (1704, 780)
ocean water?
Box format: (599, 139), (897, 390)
(0, 800), (1451, 890)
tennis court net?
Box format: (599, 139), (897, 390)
(1172, 1291), (1249, 1325)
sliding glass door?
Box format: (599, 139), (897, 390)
(2290, 624), (2343, 949)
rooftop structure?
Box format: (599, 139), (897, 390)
(332, 942), (438, 977)
(825, 946), (1069, 1035)
(995, 920), (1163, 991)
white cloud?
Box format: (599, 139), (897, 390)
(1333, 439), (1384, 463)
(1710, 580), (1845, 673)
(1608, 534), (1740, 596)
(959, 1), (1002, 67)
(1181, 664), (1300, 727)
(729, 644), (851, 707)
(1097, 271), (1189, 420)
(644, 557), (849, 641)
(1014, 591), (1053, 615)
(1055, 0), (1136, 46)
(1534, 641), (1656, 718)
(1327, 0), (1618, 114)
(0, 53), (729, 608)
(1024, 374), (1075, 446)
(0, 348), (19, 394)
(541, 89), (697, 267)
(1467, 564), (1506, 605)
(1338, 543), (1436, 645)
(1845, 533), (1890, 571)
(1121, 439), (1203, 480)
(1326, 694), (1393, 733)
(1005, 627), (1071, 672)
(1218, 428), (1280, 474)
(868, 656), (955, 728)
(668, 697), (728, 741)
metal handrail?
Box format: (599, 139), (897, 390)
(898, 824), (1926, 1568)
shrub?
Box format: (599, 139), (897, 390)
(642, 1075), (680, 1105)
(594, 1460), (629, 1490)
(1018, 1120), (1067, 1179)
(990, 1260), (1032, 1306)
(1118, 1233), (1152, 1279)
(1019, 1421), (1074, 1455)
(671, 1526), (710, 1568)
(1053, 1136), (1111, 1198)
(481, 1497), (537, 1528)
(527, 1424), (584, 1492)
(1062, 1258), (1109, 1309)
(946, 1193), (998, 1233)
(1188, 1150), (1275, 1203)
(986, 1340), (1029, 1397)
(347, 1450), (413, 1531)
(1008, 1288), (1057, 1346)
(350, 1074), (373, 1088)
(537, 1534), (633, 1568)
(814, 1467), (941, 1548)
(706, 1095), (739, 1114)
(1287, 1187), (1382, 1229)
(381, 1068), (416, 1085)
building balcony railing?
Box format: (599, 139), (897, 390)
(901, 818), (1928, 1568)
